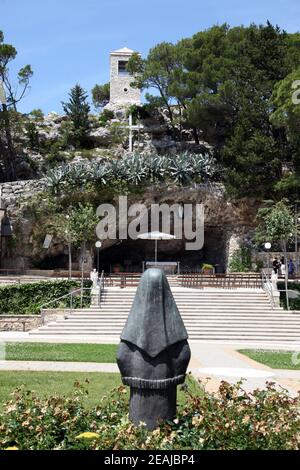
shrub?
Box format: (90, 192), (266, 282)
(99, 109), (114, 126)
(29, 109), (44, 121)
(0, 379), (299, 450)
(229, 247), (252, 272)
(0, 280), (92, 315)
(278, 281), (300, 310)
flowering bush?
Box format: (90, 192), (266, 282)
(0, 377), (299, 450)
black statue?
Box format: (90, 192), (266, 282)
(117, 268), (191, 430)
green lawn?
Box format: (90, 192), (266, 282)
(5, 343), (118, 363)
(239, 349), (300, 370)
(0, 371), (195, 409)
(0, 371), (122, 409)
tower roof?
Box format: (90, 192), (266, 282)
(111, 46), (135, 56)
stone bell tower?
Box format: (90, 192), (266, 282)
(108, 47), (141, 110)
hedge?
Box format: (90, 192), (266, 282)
(278, 281), (300, 310)
(0, 280), (92, 315)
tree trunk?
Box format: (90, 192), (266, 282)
(1, 103), (16, 181)
(68, 243), (72, 280)
(282, 240), (290, 311)
(80, 240), (86, 308)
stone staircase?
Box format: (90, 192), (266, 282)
(30, 287), (300, 344)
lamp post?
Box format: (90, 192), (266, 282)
(95, 241), (102, 274)
(264, 242), (272, 280)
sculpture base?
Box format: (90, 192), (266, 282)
(129, 386), (177, 431)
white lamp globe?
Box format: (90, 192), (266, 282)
(264, 242), (271, 250)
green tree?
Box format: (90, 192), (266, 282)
(25, 121), (40, 151)
(0, 31), (33, 111)
(91, 83), (110, 110)
(127, 43), (184, 132)
(270, 68), (300, 199)
(256, 199), (296, 309)
(48, 203), (99, 292)
(128, 23), (299, 198)
(62, 84), (91, 148)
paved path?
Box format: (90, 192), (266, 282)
(1, 332), (300, 395)
(189, 343), (300, 395)
(0, 360), (118, 373)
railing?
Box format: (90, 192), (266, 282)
(39, 287), (92, 322)
(99, 270), (105, 307)
(103, 272), (262, 289)
(261, 270), (275, 309)
(180, 273), (262, 289)
(104, 273), (142, 288)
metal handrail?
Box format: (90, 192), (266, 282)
(99, 270), (104, 308)
(40, 287), (92, 317)
(261, 270), (275, 309)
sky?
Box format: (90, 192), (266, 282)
(1, 0), (300, 114)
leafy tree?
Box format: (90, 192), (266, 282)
(270, 68), (300, 199)
(0, 31), (33, 181)
(62, 84), (91, 148)
(256, 199), (296, 309)
(128, 23), (299, 198)
(29, 109), (44, 121)
(91, 83), (110, 110)
(0, 31), (33, 111)
(47, 203), (99, 289)
(127, 43), (183, 131)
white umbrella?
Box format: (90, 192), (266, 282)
(137, 231), (176, 265)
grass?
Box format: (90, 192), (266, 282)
(0, 371), (196, 409)
(5, 343), (118, 363)
(239, 349), (300, 370)
(0, 371), (121, 409)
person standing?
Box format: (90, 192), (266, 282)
(288, 259), (295, 278)
(280, 257), (286, 278)
(273, 258), (280, 274)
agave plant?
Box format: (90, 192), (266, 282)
(145, 154), (167, 184)
(167, 153), (194, 185)
(44, 165), (69, 196)
(90, 162), (110, 187)
(65, 163), (90, 191)
(121, 154), (148, 185)
(109, 159), (128, 181)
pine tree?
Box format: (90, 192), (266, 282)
(62, 84), (90, 148)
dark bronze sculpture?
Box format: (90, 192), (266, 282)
(117, 268), (191, 430)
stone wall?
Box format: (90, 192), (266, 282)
(0, 315), (41, 332)
(0, 179), (45, 208)
(41, 308), (69, 325)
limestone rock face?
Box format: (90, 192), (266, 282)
(87, 127), (113, 146)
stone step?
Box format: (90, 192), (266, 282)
(55, 318), (300, 325)
(31, 330), (300, 341)
(35, 325), (300, 334)
(99, 299), (273, 302)
(65, 309), (286, 315)
(42, 323), (300, 331)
